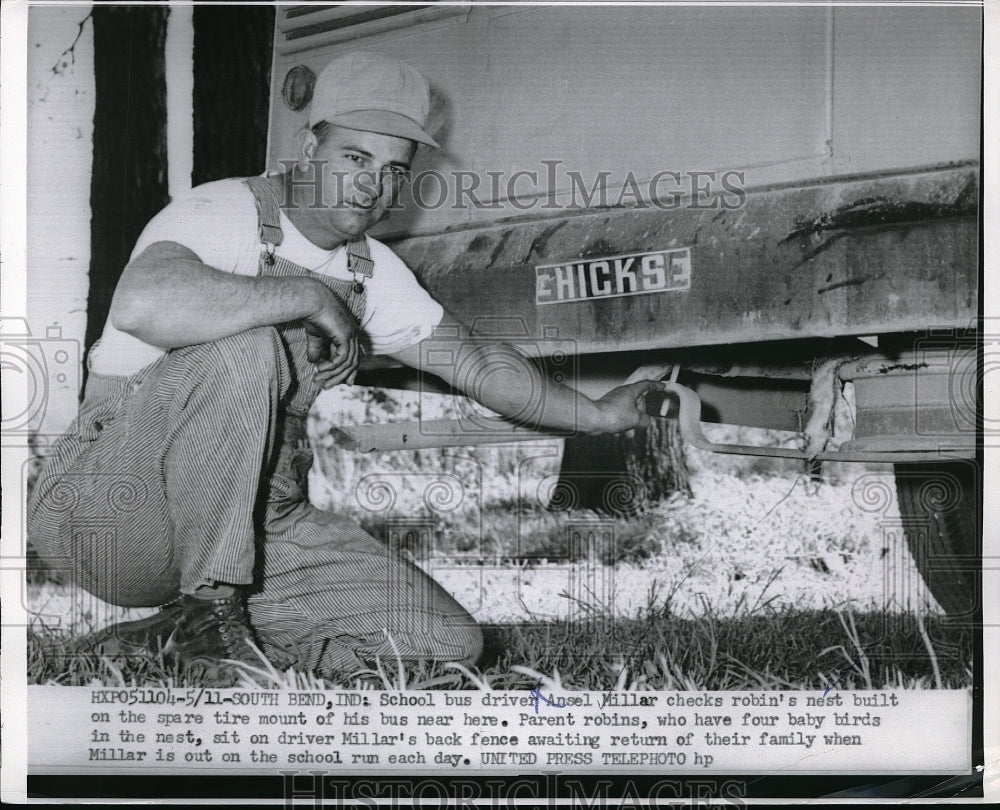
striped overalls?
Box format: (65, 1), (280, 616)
(27, 177), (482, 675)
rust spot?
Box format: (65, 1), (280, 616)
(817, 277), (877, 295)
(785, 231), (850, 272)
(468, 234), (492, 252)
(876, 362), (929, 374)
(579, 238), (620, 259)
(782, 189), (977, 244)
(487, 230), (512, 267)
(524, 219), (568, 261)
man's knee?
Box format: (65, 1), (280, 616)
(204, 326), (288, 385)
(173, 326), (290, 408)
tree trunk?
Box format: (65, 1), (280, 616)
(556, 419), (691, 516)
(87, 6), (170, 357)
(192, 6), (275, 184)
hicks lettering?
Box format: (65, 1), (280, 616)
(535, 248), (691, 305)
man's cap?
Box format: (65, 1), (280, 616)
(308, 52), (439, 148)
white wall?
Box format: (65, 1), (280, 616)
(25, 6), (95, 441)
(23, 6), (194, 440)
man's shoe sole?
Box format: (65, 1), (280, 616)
(75, 603), (183, 658)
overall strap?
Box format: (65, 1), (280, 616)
(346, 233), (374, 283)
(242, 177), (284, 265)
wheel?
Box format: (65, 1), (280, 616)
(894, 461), (980, 616)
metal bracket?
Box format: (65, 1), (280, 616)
(330, 418), (564, 453)
(661, 381), (973, 464)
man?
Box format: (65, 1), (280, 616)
(28, 52), (659, 677)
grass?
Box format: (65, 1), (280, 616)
(27, 598), (973, 691)
(481, 607), (973, 691)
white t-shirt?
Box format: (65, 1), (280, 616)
(89, 178), (444, 376)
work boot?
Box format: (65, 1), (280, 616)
(76, 600), (184, 658)
(76, 593), (263, 669)
(169, 593), (263, 668)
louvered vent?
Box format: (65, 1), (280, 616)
(277, 4), (469, 55)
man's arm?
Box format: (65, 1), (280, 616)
(110, 240), (359, 383)
(389, 311), (659, 435)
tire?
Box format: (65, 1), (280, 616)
(894, 461), (980, 616)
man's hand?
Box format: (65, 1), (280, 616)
(303, 282), (361, 388)
(591, 380), (662, 434)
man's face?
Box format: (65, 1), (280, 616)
(306, 125), (416, 241)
